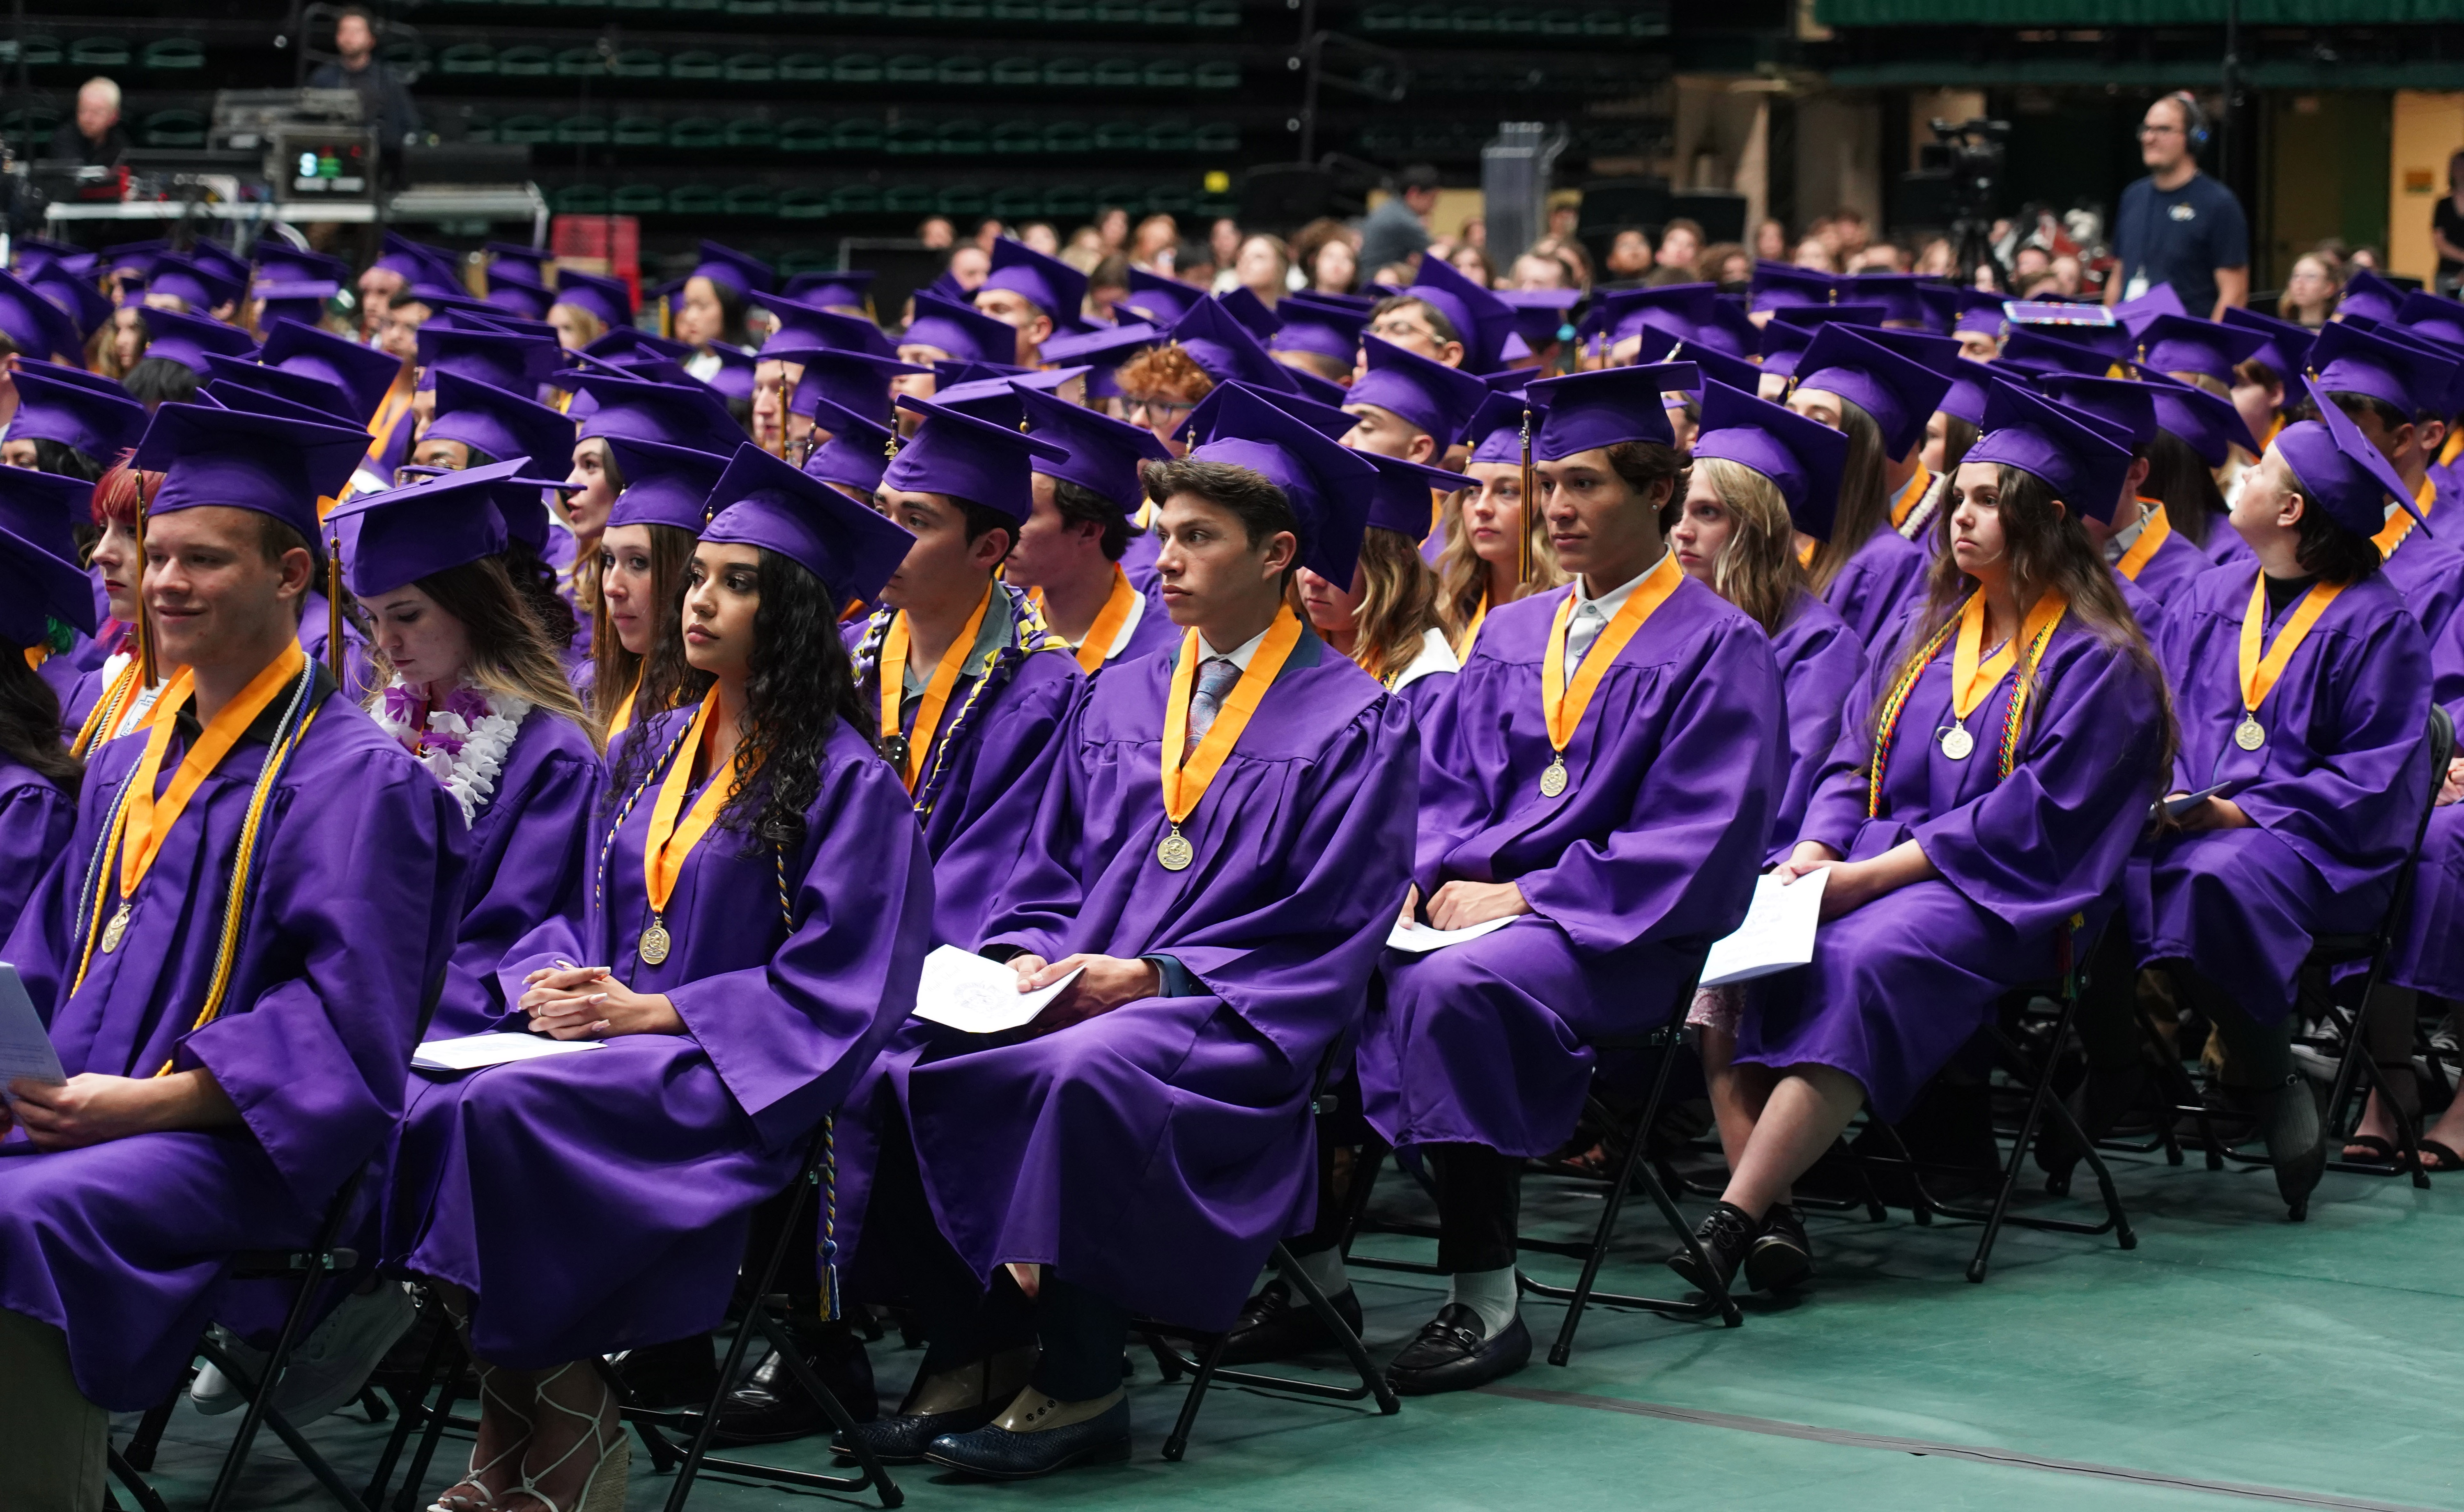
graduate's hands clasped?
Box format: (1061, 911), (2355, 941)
(1009, 953), (1161, 1035)
(519, 965), (686, 1039)
(1424, 880), (1531, 932)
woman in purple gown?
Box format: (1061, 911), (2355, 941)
(590, 436), (729, 741)
(0, 515), (90, 932)
(1711, 379), (2170, 1294)
(1786, 325), (1950, 648)
(1432, 390), (1568, 658)
(1299, 447), (1465, 714)
(382, 443), (931, 1512)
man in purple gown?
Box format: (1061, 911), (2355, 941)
(0, 405), (465, 1501)
(1789, 325), (1948, 648)
(2073, 379), (2434, 1219)
(1354, 363), (1784, 1393)
(831, 385), (1418, 1478)
(1003, 385), (1179, 675)
(2308, 321), (2462, 644)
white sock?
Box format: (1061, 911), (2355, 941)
(1283, 1246), (1350, 1299)
(1446, 1265), (1519, 1339)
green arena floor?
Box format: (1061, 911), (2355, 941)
(127, 1145), (2464, 1512)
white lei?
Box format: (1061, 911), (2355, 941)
(374, 678), (531, 826)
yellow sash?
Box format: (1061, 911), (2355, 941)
(2239, 574), (2345, 723)
(878, 586), (995, 791)
(113, 648), (301, 903)
(1949, 590), (2068, 721)
(2371, 480), (2435, 559)
(2115, 501), (2173, 582)
(606, 673), (641, 739)
(1452, 592), (1488, 661)
(1889, 460), (1933, 529)
(643, 690), (742, 918)
(1542, 553), (1683, 758)
(1159, 608), (1303, 835)
(1031, 567), (1138, 675)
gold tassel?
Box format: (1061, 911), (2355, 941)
(1517, 404), (1535, 587)
(134, 485), (157, 690)
(325, 531), (346, 687)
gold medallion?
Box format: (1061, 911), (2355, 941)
(2233, 716), (2266, 752)
(1939, 724), (1975, 761)
(1156, 827), (1195, 872)
(1539, 756), (1569, 798)
(638, 918), (673, 966)
(99, 903), (131, 954)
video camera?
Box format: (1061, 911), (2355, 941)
(1917, 118), (2011, 223)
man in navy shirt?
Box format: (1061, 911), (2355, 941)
(2105, 93), (2249, 320)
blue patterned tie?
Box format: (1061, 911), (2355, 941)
(1187, 656), (1243, 743)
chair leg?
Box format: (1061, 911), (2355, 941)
(122, 1392), (178, 1473)
(747, 1308), (902, 1503)
(1967, 997), (2136, 1280)
(362, 1295), (451, 1508)
(204, 1258), (347, 1512)
(1162, 1330), (1231, 1463)
(1268, 1242), (1397, 1415)
(389, 1324), (467, 1512)
(109, 1448), (173, 1512)
(661, 1296), (782, 1512)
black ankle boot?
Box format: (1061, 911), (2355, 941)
(1665, 1202), (1755, 1295)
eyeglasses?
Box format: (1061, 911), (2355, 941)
(2137, 123), (2185, 138)
(1123, 395), (1194, 422)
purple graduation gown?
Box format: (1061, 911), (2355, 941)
(850, 584), (1083, 948)
(1738, 616), (2167, 1120)
(422, 708), (607, 1038)
(2117, 510), (2214, 608)
(0, 755), (74, 935)
(1102, 588), (1181, 671)
(1362, 575), (1784, 1157)
(1767, 590), (1864, 864)
(2387, 591), (2464, 999)
(61, 606), (376, 741)
(2117, 572), (2167, 654)
(1821, 524), (1931, 652)
(382, 712), (931, 1368)
(0, 675), (464, 1410)
(836, 629), (1420, 1332)
(2127, 566), (2432, 1023)
(2377, 527), (2464, 648)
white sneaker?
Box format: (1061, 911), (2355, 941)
(190, 1284), (418, 1423)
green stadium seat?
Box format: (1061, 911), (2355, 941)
(779, 117), (834, 151)
(1193, 120), (1238, 151)
(71, 37), (131, 69)
(1093, 59), (1139, 87)
(669, 184), (725, 214)
(668, 117), (725, 148)
(1045, 120), (1090, 153)
(1094, 122), (1143, 152)
(832, 54), (883, 82)
(990, 186), (1042, 218)
(1042, 184), (1092, 218)
(938, 184), (988, 217)
(610, 47), (664, 77)
(991, 120), (1041, 154)
(668, 50), (722, 78)
(610, 0), (667, 11)
(778, 188), (832, 219)
(1042, 57), (1090, 86)
(672, 0), (725, 10)
(728, 0), (781, 13)
(937, 56), (986, 84)
(613, 115), (667, 145)
(834, 118), (884, 151)
(886, 54), (934, 83)
(885, 120), (935, 154)
(888, 0), (935, 16)
(1093, 1), (1141, 20)
(1094, 182), (1145, 211)
(723, 185), (777, 214)
(1454, 7), (1494, 31)
(1580, 9), (1623, 32)
(3, 108), (60, 144)
(937, 119), (986, 153)
(1144, 2), (1192, 22)
(780, 53), (831, 81)
(555, 47), (605, 76)
(1142, 60), (1189, 87)
(1361, 2), (1405, 26)
(379, 40), (428, 80)
(555, 114), (611, 144)
(724, 52), (776, 80)
(991, 57), (1040, 85)
(140, 38), (205, 71)
(1536, 9), (1578, 33)
(612, 184), (669, 213)
(781, 0), (833, 14)
(499, 115), (555, 144)
(11, 37), (60, 67)
(140, 110), (207, 148)
(498, 46), (553, 76)
(554, 185), (613, 213)
(1493, 6), (1538, 31)
(835, 0), (885, 15)
(1145, 122), (1191, 151)
(439, 44), (497, 75)
(1407, 4), (1448, 29)
(1193, 60), (1238, 87)
(1147, 185), (1191, 214)
(724, 119), (776, 148)
(940, 0), (989, 18)
(1194, 0), (1239, 23)
(991, 0), (1041, 20)
(464, 116), (499, 143)
(1045, 0), (1091, 18)
(883, 185), (936, 214)
(832, 184), (884, 215)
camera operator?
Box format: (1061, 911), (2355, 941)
(2106, 92), (2248, 319)
(309, 7), (422, 151)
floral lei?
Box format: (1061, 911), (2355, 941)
(375, 677), (531, 826)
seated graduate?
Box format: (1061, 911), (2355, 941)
(829, 384), (1418, 1478)
(1433, 388), (1568, 654)
(2067, 379), (2434, 1220)
(1786, 325), (1951, 648)
(0, 405), (464, 1504)
(2019, 372), (2180, 639)
(853, 395), (1083, 947)
(0, 489), (92, 929)
(1301, 443), (1465, 710)
(2388, 292), (2464, 511)
(1342, 333), (1489, 470)
(381, 442), (930, 1512)
(2305, 322), (2462, 644)
(1004, 384), (1179, 674)
(972, 239), (1087, 369)
(1894, 354), (1988, 547)
(1354, 363), (1785, 1395)
(403, 369), (582, 651)
(592, 435), (730, 738)
(1713, 380), (2168, 1293)
(2105, 368), (2261, 607)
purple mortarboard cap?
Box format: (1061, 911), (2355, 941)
(2136, 313), (2266, 386)
(1360, 450), (1465, 541)
(934, 358), (1032, 385)
(1464, 388), (1531, 466)
(690, 240), (773, 297)
(703, 441), (914, 601)
(1938, 355), (1993, 427)
(484, 242), (550, 290)
(484, 280), (554, 321)
(2112, 282), (2186, 339)
(2010, 315), (2131, 362)
(552, 269), (637, 331)
(1666, 339), (1764, 398)
(135, 305), (258, 374)
(2394, 291), (2464, 354)
(901, 291), (1018, 365)
(1757, 318), (1814, 379)
(2278, 374), (2427, 535)
(2309, 319), (2458, 418)
(103, 240), (167, 278)
(203, 378), (352, 435)
(251, 241), (352, 286)
(260, 317), (403, 424)
(0, 463), (92, 564)
(17, 360), (132, 411)
(1748, 261), (1851, 314)
(1851, 324), (1962, 376)
(2030, 370), (2158, 450)
(556, 367), (742, 451)
(200, 353), (357, 426)
(1996, 325), (2117, 378)
(1175, 381), (1354, 450)
(0, 270), (87, 363)
(1963, 377), (2133, 522)
(929, 367), (1070, 428)
(1344, 333), (1487, 451)
(1844, 273), (1933, 326)
(371, 232), (442, 282)
(187, 241), (253, 294)
(1283, 365), (1350, 407)
(7, 363), (146, 461)
(759, 294), (897, 359)
(27, 263), (112, 341)
(1527, 363), (1694, 459)
(2220, 305), (2315, 382)
(1182, 383), (1379, 585)
(427, 370), (576, 472)
(1498, 287), (1581, 352)
(326, 457), (564, 596)
(2337, 269), (2406, 325)
(1589, 283), (1710, 346)
(980, 238), (1088, 326)
(1768, 303), (1889, 332)
(696, 343), (758, 403)
(776, 347), (925, 426)
(1402, 254), (1516, 373)
(253, 279), (340, 330)
(1284, 289), (1375, 321)
(415, 324), (564, 393)
(1793, 325), (1952, 459)
(135, 401), (365, 551)
(800, 395), (897, 497)
(603, 435), (734, 534)
(1269, 299), (1367, 364)
(584, 325), (692, 366)
(1689, 378), (1851, 541)
(780, 269), (877, 312)
(1170, 296), (1300, 394)
(1119, 266), (1203, 326)
(1216, 287), (1281, 343)
(10, 236), (84, 275)
(1042, 321), (1163, 400)
(0, 514), (99, 646)
(1018, 383), (1172, 513)
(886, 395), (1069, 521)
(1951, 289), (2010, 339)
(2137, 367), (2259, 466)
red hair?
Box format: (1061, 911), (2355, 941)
(90, 450), (160, 528)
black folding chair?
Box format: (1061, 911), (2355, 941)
(1133, 1041), (1400, 1462)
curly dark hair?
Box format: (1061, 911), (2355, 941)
(500, 538), (579, 650)
(0, 638), (80, 789)
(25, 438), (103, 484)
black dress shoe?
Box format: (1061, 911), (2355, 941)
(834, 1403), (1003, 1465)
(607, 1333), (719, 1411)
(712, 1320), (877, 1443)
(2241, 1072), (2325, 1220)
(1665, 1202), (1755, 1295)
(1382, 1304), (1530, 1396)
(1742, 1203), (1812, 1294)
(923, 1397), (1132, 1479)
(1216, 1278), (1365, 1365)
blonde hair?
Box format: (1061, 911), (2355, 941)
(1680, 458), (1807, 637)
(1434, 477), (1565, 640)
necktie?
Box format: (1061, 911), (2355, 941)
(1187, 656), (1242, 745)
(1564, 601), (1607, 682)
